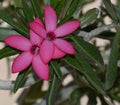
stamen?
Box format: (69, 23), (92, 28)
(31, 45), (40, 55)
(47, 32), (56, 41)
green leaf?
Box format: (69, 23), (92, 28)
(113, 5), (120, 21)
(80, 8), (99, 28)
(63, 55), (83, 72)
(0, 46), (19, 59)
(55, 0), (65, 17)
(0, 28), (19, 42)
(73, 0), (84, 18)
(30, 0), (43, 19)
(50, 60), (63, 80)
(72, 36), (104, 66)
(75, 53), (105, 95)
(0, 11), (29, 37)
(13, 66), (32, 93)
(16, 7), (25, 18)
(60, 0), (72, 19)
(50, 0), (58, 8)
(22, 0), (34, 22)
(105, 31), (120, 90)
(60, 0), (79, 24)
(16, 7), (28, 25)
(67, 0), (79, 16)
(103, 0), (119, 23)
(46, 70), (58, 105)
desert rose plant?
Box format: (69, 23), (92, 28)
(0, 0), (120, 105)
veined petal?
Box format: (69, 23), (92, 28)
(34, 17), (44, 28)
(40, 40), (54, 63)
(32, 55), (49, 80)
(29, 22), (46, 38)
(53, 39), (75, 54)
(30, 30), (43, 45)
(44, 5), (57, 32)
(52, 46), (66, 59)
(4, 35), (31, 51)
(55, 21), (80, 37)
(12, 51), (32, 73)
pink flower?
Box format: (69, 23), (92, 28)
(4, 19), (49, 80)
(29, 5), (80, 64)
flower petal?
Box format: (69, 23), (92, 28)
(34, 17), (44, 28)
(12, 52), (32, 73)
(4, 35), (31, 51)
(52, 46), (66, 59)
(29, 22), (46, 38)
(54, 21), (80, 37)
(40, 40), (54, 63)
(32, 55), (49, 80)
(53, 39), (75, 54)
(30, 30), (43, 45)
(44, 5), (57, 32)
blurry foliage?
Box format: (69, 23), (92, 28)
(0, 0), (120, 105)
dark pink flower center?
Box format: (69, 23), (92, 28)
(31, 45), (40, 55)
(47, 32), (56, 41)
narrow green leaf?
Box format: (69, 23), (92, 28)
(73, 0), (84, 18)
(13, 66), (32, 93)
(16, 7), (25, 18)
(0, 46), (19, 59)
(22, 0), (34, 22)
(47, 70), (58, 105)
(60, 0), (79, 24)
(0, 28), (19, 42)
(72, 36), (104, 66)
(105, 31), (120, 90)
(55, 0), (65, 17)
(113, 5), (120, 21)
(50, 0), (57, 8)
(61, 0), (72, 19)
(16, 7), (27, 25)
(67, 0), (79, 16)
(0, 11), (29, 36)
(80, 8), (99, 28)
(63, 55), (83, 72)
(50, 60), (63, 80)
(30, 0), (43, 19)
(80, 76), (94, 89)
(75, 53), (105, 95)
(103, 0), (119, 23)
